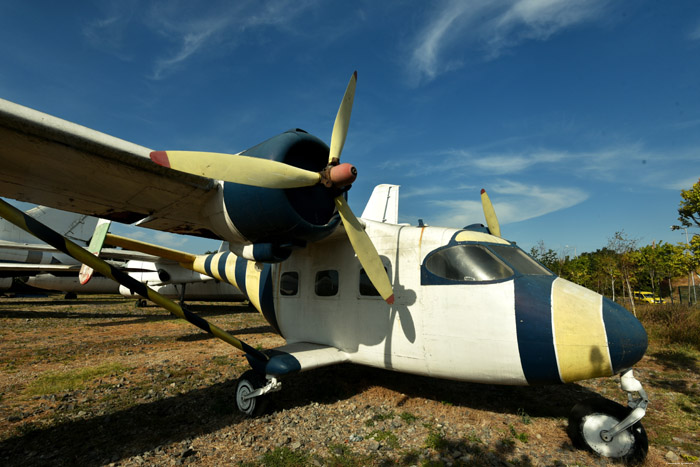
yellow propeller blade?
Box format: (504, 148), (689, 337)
(334, 196), (394, 304)
(151, 151), (322, 189)
(328, 71), (357, 165)
(480, 189), (501, 237)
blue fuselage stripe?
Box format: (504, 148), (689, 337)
(514, 275), (561, 385)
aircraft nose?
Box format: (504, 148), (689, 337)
(601, 296), (648, 374)
(514, 276), (648, 385)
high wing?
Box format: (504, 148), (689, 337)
(0, 98), (219, 238)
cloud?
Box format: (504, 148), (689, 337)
(146, 0), (317, 80)
(426, 180), (589, 227)
(83, 0), (316, 80)
(689, 19), (700, 41)
(83, 12), (136, 61)
(408, 0), (607, 85)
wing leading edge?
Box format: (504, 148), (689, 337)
(0, 98), (219, 238)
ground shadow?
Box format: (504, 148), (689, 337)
(0, 361), (613, 467)
(270, 363), (605, 421)
(0, 379), (246, 467)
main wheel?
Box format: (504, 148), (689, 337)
(235, 370), (269, 417)
(567, 398), (648, 463)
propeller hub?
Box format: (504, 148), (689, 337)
(320, 163), (357, 188)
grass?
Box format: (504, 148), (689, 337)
(25, 362), (130, 395)
(636, 303), (700, 349)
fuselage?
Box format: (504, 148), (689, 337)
(192, 220), (647, 386)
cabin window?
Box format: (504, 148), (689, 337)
(280, 272), (299, 296)
(359, 268), (388, 297)
(488, 245), (552, 275)
(424, 244), (513, 282)
(315, 270), (339, 296)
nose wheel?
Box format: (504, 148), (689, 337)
(567, 370), (649, 463)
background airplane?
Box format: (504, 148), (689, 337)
(0, 206), (97, 291)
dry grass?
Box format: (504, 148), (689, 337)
(636, 302), (700, 349)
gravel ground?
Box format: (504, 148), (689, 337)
(0, 295), (696, 466)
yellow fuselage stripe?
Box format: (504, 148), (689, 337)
(551, 278), (613, 382)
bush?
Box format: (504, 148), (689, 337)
(636, 303), (700, 349)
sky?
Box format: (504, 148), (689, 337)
(1, 0), (699, 256)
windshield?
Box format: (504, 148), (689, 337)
(424, 244), (513, 282)
(488, 245), (552, 276)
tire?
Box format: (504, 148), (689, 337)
(235, 370), (269, 417)
(567, 398), (648, 464)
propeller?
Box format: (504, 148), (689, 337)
(480, 189), (501, 237)
(150, 71), (394, 304)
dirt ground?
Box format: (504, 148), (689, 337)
(0, 295), (698, 466)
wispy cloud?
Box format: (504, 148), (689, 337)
(689, 19), (700, 41)
(427, 180), (589, 227)
(83, 0), (316, 81)
(408, 0), (607, 85)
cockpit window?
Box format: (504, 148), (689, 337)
(424, 244), (513, 282)
(488, 245), (552, 276)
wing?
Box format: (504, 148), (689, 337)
(0, 263), (80, 273)
(0, 98), (219, 238)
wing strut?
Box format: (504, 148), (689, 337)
(0, 198), (268, 364)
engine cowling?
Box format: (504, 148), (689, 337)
(203, 129), (342, 261)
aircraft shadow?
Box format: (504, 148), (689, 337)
(0, 380), (246, 467)
(0, 363), (607, 466)
(274, 363), (604, 420)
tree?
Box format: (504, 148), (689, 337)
(676, 178), (700, 230)
(636, 243), (662, 300)
(529, 240), (559, 272)
(607, 231), (639, 315)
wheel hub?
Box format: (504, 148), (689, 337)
(581, 413), (635, 458)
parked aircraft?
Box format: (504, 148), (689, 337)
(0, 73), (649, 461)
(0, 206), (97, 291)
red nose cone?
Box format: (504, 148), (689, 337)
(329, 163), (357, 188)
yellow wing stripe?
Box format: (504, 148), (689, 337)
(551, 278), (613, 382)
(246, 261), (263, 313)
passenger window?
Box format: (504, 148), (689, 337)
(315, 270), (339, 296)
(359, 268), (387, 297)
(425, 244), (513, 282)
(280, 272), (299, 296)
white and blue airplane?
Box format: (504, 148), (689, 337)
(0, 73), (649, 462)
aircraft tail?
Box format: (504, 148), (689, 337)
(0, 204), (98, 245)
(360, 184), (399, 224)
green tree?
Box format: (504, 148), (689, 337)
(607, 231), (638, 315)
(676, 178), (700, 229)
(529, 240), (558, 272)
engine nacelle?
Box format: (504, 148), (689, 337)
(202, 130), (342, 261)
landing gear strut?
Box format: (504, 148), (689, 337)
(567, 370), (649, 463)
(235, 370), (281, 417)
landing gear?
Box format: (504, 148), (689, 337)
(235, 370), (281, 417)
(568, 370), (649, 463)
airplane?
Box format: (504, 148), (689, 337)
(0, 205), (98, 292)
(0, 73), (649, 462)
(0, 209), (244, 302)
(23, 257), (245, 304)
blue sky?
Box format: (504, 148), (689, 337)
(1, 0), (699, 255)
